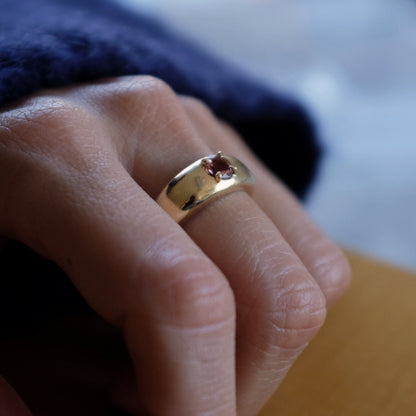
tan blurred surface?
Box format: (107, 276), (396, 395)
(260, 250), (416, 415)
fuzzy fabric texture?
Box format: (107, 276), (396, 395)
(0, 0), (321, 197)
(0, 0), (322, 327)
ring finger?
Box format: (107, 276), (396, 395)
(180, 95), (351, 307)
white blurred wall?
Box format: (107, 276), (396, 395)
(119, 0), (416, 270)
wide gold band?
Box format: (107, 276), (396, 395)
(156, 152), (254, 223)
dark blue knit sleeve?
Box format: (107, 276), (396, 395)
(0, 0), (321, 197)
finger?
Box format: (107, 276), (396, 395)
(0, 98), (236, 415)
(251, 167), (351, 307)
(95, 84), (328, 416)
(184, 192), (327, 416)
(178, 96), (349, 414)
(0, 376), (32, 416)
(180, 96), (351, 307)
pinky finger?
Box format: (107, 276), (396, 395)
(0, 376), (32, 416)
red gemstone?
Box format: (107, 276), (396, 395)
(203, 153), (234, 180)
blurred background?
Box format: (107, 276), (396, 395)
(119, 0), (416, 270)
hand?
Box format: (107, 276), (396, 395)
(0, 76), (350, 416)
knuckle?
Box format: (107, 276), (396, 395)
(0, 96), (108, 241)
(180, 95), (214, 119)
(257, 268), (327, 350)
(99, 76), (194, 144)
(104, 77), (207, 164)
(105, 75), (178, 113)
(153, 258), (235, 329)
(137, 76), (185, 119)
(137, 75), (176, 99)
(0, 97), (94, 155)
(0, 97), (109, 219)
(4, 96), (79, 126)
(313, 247), (352, 304)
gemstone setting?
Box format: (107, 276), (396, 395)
(202, 152), (237, 182)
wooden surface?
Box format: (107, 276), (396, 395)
(260, 250), (416, 415)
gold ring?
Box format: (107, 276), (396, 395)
(156, 151), (254, 223)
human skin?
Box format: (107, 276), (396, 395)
(0, 76), (350, 416)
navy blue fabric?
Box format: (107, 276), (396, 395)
(0, 0), (322, 329)
(0, 0), (321, 197)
